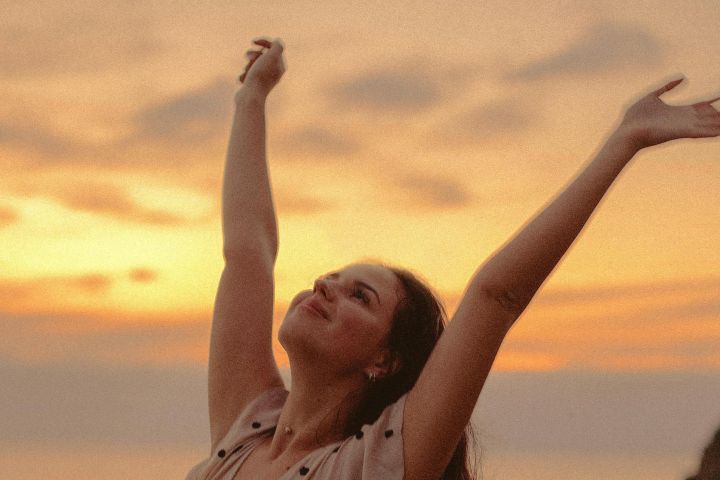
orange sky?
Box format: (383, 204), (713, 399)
(1, 0), (719, 375)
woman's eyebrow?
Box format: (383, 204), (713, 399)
(327, 272), (381, 305)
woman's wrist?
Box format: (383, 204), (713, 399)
(234, 86), (268, 108)
(609, 124), (645, 155)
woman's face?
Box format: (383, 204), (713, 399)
(279, 263), (402, 376)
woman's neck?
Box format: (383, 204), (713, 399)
(266, 370), (366, 459)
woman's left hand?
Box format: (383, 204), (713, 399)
(619, 77), (720, 149)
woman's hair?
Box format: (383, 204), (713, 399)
(344, 261), (480, 480)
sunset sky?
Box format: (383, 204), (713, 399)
(1, 1), (719, 478)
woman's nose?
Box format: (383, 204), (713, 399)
(313, 277), (334, 299)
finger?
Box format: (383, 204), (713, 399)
(270, 37), (285, 55)
(252, 38), (273, 48)
(653, 77), (684, 97)
(254, 37), (284, 57)
(693, 102), (720, 118)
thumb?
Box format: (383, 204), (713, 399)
(653, 76), (684, 97)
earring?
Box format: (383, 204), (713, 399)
(367, 371), (376, 383)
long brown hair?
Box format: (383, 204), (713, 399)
(344, 260), (480, 480)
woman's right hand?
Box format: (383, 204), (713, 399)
(237, 37), (286, 100)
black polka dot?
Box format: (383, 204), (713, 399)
(355, 430), (364, 439)
(299, 466), (309, 475)
(217, 449), (226, 458)
(252, 421), (261, 429)
(384, 429), (394, 438)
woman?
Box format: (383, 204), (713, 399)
(186, 37), (720, 480)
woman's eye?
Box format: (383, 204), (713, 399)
(353, 287), (370, 304)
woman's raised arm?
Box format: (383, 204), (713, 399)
(207, 37), (287, 453)
(222, 38), (286, 260)
(401, 77), (720, 480)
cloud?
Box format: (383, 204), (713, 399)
(327, 67), (440, 112)
(0, 310), (208, 367)
(273, 126), (362, 158)
(533, 274), (720, 306)
(436, 274), (720, 372)
(496, 275), (720, 372)
(323, 56), (483, 113)
(0, 274), (113, 312)
(0, 0), (166, 80)
(119, 78), (235, 147)
(129, 268), (158, 283)
(0, 204), (19, 228)
(274, 190), (337, 215)
(423, 97), (539, 147)
(47, 181), (190, 225)
(505, 21), (665, 81)
(0, 116), (92, 160)
(0, 77), (236, 170)
(0, 273), (112, 297)
(388, 170), (475, 209)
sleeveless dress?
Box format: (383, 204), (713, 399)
(185, 386), (408, 480)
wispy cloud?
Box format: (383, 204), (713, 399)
(0, 1), (165, 80)
(423, 97), (539, 147)
(386, 170), (475, 209)
(274, 190), (337, 215)
(327, 66), (441, 112)
(324, 56), (483, 113)
(498, 276), (720, 371)
(0, 116), (92, 161)
(119, 78), (235, 148)
(0, 310), (206, 367)
(0, 77), (236, 170)
(0, 274), (113, 308)
(46, 181), (191, 225)
(426, 275), (720, 372)
(0, 269), (157, 312)
(129, 268), (158, 283)
(273, 125), (362, 158)
(0, 204), (19, 228)
(6, 176), (206, 225)
(505, 21), (665, 81)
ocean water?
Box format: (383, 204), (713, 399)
(0, 445), (699, 480)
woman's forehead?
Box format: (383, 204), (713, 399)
(328, 264), (397, 296)
(336, 263), (392, 282)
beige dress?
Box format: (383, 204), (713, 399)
(185, 386), (408, 480)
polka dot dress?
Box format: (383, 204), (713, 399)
(184, 386), (408, 479)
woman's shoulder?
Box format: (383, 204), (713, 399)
(184, 385), (289, 480)
(219, 384), (289, 446)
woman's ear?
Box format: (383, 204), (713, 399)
(375, 350), (402, 379)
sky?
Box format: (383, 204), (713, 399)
(1, 0), (719, 479)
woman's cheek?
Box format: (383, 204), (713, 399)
(331, 314), (381, 357)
